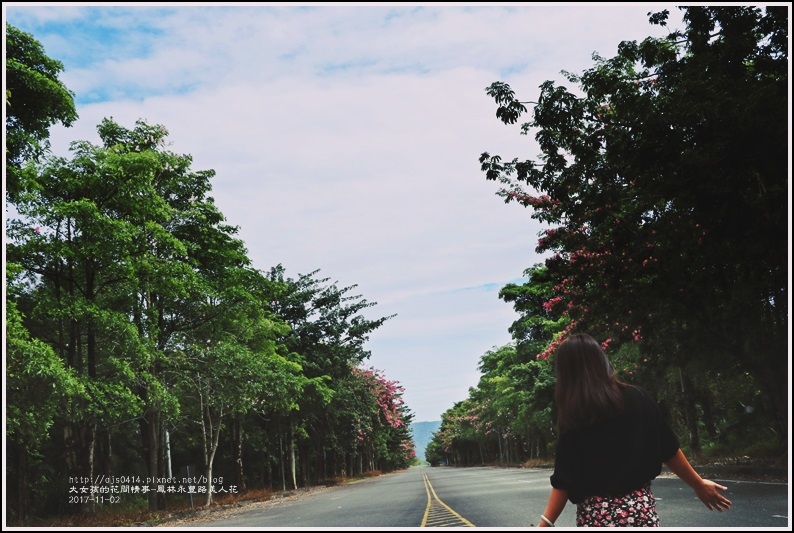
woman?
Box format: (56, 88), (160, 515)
(537, 333), (731, 527)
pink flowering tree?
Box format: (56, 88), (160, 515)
(348, 366), (415, 473)
(479, 6), (788, 448)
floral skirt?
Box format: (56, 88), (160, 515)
(575, 483), (660, 527)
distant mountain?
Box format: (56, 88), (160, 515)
(410, 420), (441, 461)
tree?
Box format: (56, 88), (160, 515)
(5, 117), (263, 511)
(177, 334), (303, 505)
(350, 366), (415, 472)
(174, 266), (305, 505)
(476, 342), (556, 462)
(5, 23), (77, 203)
(5, 263), (86, 521)
(5, 26), (79, 517)
(425, 400), (480, 467)
(265, 265), (396, 484)
(479, 6), (788, 449)
(498, 264), (569, 358)
(6, 121), (161, 513)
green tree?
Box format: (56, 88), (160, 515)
(426, 401), (479, 466)
(5, 25), (79, 518)
(479, 6), (787, 449)
(498, 264), (569, 359)
(177, 333), (303, 505)
(5, 23), (77, 203)
(173, 266), (305, 504)
(5, 263), (86, 521)
(5, 117), (262, 512)
(6, 121), (159, 513)
(476, 342), (556, 462)
(265, 265), (396, 484)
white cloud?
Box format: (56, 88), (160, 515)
(6, 2), (684, 422)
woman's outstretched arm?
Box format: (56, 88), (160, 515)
(663, 448), (732, 511)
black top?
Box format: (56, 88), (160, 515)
(550, 384), (680, 504)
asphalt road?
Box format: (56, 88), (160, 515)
(164, 465), (789, 529)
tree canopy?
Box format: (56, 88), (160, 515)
(5, 113), (413, 520)
(5, 23), (77, 203)
(429, 6), (788, 467)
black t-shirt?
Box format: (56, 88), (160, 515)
(549, 384), (680, 504)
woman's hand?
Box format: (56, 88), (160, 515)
(664, 449), (732, 512)
(694, 479), (732, 511)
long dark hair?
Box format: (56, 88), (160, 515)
(554, 333), (625, 434)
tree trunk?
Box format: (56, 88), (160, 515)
(232, 418), (247, 492)
(679, 368), (701, 457)
(757, 358), (788, 451)
(11, 439), (29, 522)
(279, 434), (286, 492)
(141, 407), (162, 512)
(698, 387), (717, 439)
(199, 389), (223, 506)
(64, 420), (97, 514)
(289, 423), (297, 490)
(97, 428), (113, 480)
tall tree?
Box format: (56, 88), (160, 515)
(175, 267), (304, 505)
(265, 265), (396, 484)
(6, 117), (258, 511)
(350, 366), (415, 472)
(5, 23), (77, 204)
(5, 25), (79, 517)
(6, 124), (156, 513)
(479, 6), (788, 448)
(5, 263), (86, 521)
(476, 342), (556, 462)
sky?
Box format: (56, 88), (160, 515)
(3, 2), (689, 423)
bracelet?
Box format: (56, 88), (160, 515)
(540, 514), (555, 527)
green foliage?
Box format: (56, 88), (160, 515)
(5, 23), (77, 203)
(261, 265), (400, 473)
(2, 24), (416, 519)
(436, 6), (788, 466)
(5, 290), (83, 448)
(498, 264), (569, 359)
(267, 265), (396, 379)
(481, 6), (786, 358)
(6, 115), (408, 516)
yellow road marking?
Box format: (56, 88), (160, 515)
(421, 471), (475, 527)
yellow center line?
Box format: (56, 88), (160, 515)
(421, 471), (476, 527)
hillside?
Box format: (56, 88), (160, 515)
(410, 421), (441, 461)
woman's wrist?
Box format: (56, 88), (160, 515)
(540, 514), (555, 527)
